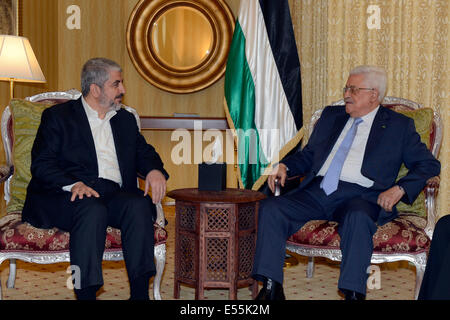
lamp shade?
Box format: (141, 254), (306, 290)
(0, 35), (46, 83)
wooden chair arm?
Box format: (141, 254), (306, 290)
(424, 176), (440, 239)
(426, 176), (440, 189)
(0, 165), (13, 184)
(274, 175), (302, 196)
(155, 202), (166, 228)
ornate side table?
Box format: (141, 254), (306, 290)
(167, 188), (266, 300)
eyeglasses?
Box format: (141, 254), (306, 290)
(343, 86), (375, 95)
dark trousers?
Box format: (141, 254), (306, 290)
(54, 178), (156, 289)
(252, 177), (380, 294)
(419, 215), (450, 300)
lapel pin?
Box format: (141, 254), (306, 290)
(381, 125), (386, 128)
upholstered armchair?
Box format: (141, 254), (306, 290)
(0, 90), (168, 300)
(278, 97), (442, 300)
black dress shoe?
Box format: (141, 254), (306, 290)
(74, 286), (97, 300)
(255, 278), (286, 300)
(342, 289), (365, 301)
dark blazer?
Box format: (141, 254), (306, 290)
(281, 105), (440, 225)
(22, 98), (169, 228)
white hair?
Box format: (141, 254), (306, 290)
(350, 65), (387, 102)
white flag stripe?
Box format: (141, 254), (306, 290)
(239, 0), (297, 164)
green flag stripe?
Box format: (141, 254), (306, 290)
(224, 21), (268, 188)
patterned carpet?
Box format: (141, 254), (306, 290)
(0, 206), (417, 300)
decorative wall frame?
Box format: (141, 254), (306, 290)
(0, 0), (21, 35)
(126, 0), (234, 94)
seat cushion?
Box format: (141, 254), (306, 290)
(287, 214), (430, 253)
(392, 107), (434, 217)
(0, 213), (167, 251)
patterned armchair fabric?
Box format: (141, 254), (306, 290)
(284, 97), (442, 300)
(288, 214), (429, 253)
(0, 213), (168, 252)
(0, 90), (167, 300)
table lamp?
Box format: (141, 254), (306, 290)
(0, 35), (46, 100)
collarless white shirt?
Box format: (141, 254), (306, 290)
(82, 97), (122, 186)
(317, 106), (380, 188)
(62, 98), (122, 191)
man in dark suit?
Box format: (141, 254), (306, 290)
(419, 213), (450, 300)
(22, 57), (169, 300)
(253, 65), (440, 300)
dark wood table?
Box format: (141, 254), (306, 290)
(167, 188), (266, 300)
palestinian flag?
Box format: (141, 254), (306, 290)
(224, 0), (304, 190)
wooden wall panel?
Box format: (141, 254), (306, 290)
(57, 0), (127, 92)
(0, 0), (59, 110)
(143, 129), (238, 203)
(0, 0), (59, 124)
(54, 0), (240, 119)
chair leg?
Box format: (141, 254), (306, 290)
(413, 260), (426, 300)
(6, 259), (16, 288)
(153, 244), (166, 300)
(306, 257), (315, 278)
(251, 280), (259, 299)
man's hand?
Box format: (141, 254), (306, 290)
(377, 185), (405, 212)
(267, 163), (288, 193)
(144, 169), (167, 204)
(70, 182), (100, 202)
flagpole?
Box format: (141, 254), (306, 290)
(223, 97), (245, 189)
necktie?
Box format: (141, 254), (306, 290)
(320, 117), (363, 195)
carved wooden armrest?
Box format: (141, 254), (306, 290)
(425, 176), (440, 190)
(274, 175), (302, 196)
(423, 176), (440, 238)
(154, 202), (165, 228)
(0, 165), (13, 184)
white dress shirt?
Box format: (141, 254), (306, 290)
(62, 97), (122, 191)
(317, 106), (380, 188)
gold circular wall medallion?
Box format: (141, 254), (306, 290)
(126, 0), (235, 94)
